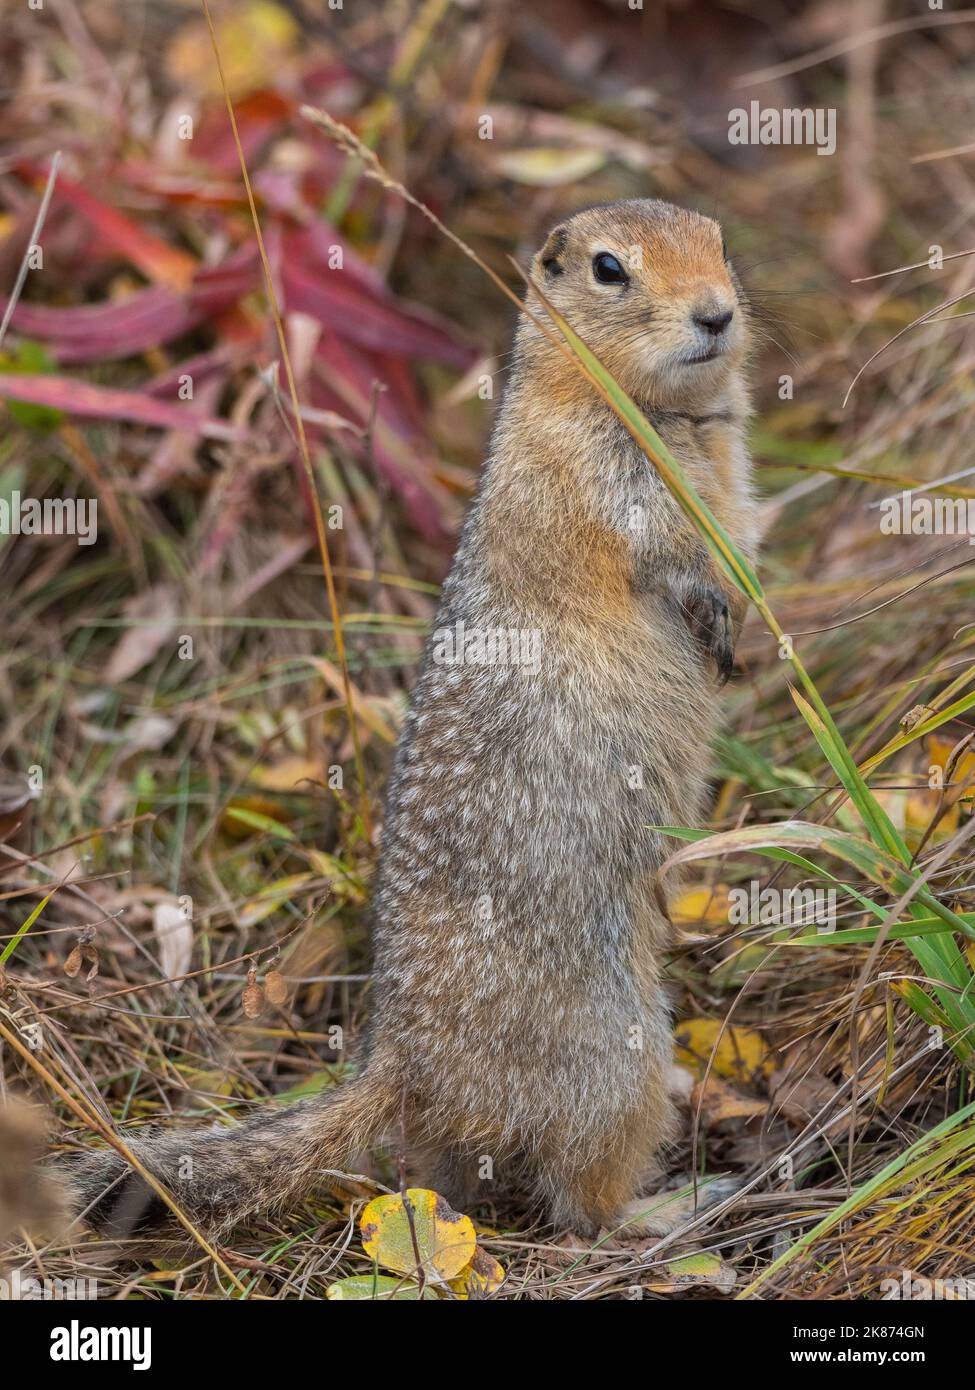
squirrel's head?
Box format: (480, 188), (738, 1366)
(526, 200), (747, 406)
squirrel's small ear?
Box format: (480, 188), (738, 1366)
(536, 225), (568, 277)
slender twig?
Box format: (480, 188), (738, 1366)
(0, 150), (61, 350)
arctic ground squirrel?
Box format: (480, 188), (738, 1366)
(58, 199), (758, 1240)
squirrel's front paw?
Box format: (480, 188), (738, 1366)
(680, 585), (734, 682)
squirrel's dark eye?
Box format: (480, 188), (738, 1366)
(721, 238), (729, 262)
(592, 252), (628, 285)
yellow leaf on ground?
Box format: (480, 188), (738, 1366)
(925, 734), (975, 788)
(671, 883), (731, 927)
(673, 1018), (774, 1082)
(166, 2), (299, 98)
(360, 1189), (476, 1283)
(250, 755), (326, 795)
(447, 1247), (504, 1299)
(904, 788), (957, 849)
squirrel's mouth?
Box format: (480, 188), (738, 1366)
(684, 346), (724, 366)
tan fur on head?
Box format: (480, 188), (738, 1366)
(527, 200), (748, 411)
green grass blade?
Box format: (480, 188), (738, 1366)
(737, 1101), (975, 1298)
(0, 890), (54, 966)
(791, 688), (911, 865)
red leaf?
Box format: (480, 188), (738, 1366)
(0, 375), (244, 439)
(282, 232), (475, 369)
(190, 245), (261, 311)
(6, 289), (203, 363)
(20, 165), (198, 290)
(192, 89), (293, 173)
(2, 248), (260, 363)
(145, 346), (240, 398)
(289, 223), (390, 296)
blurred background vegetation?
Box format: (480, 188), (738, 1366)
(2, 0), (975, 1299)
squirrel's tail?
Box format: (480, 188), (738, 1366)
(55, 1061), (401, 1240)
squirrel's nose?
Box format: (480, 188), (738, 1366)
(693, 308), (734, 336)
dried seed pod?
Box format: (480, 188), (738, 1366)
(83, 944), (99, 983)
(265, 970), (288, 1006)
(242, 965), (264, 1018)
